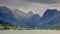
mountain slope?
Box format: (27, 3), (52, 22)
(12, 9), (35, 27)
(0, 6), (18, 25)
(25, 14), (41, 27)
(0, 19), (12, 26)
(45, 11), (60, 28)
(36, 9), (58, 27)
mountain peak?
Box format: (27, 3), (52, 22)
(14, 9), (26, 15)
(42, 9), (58, 18)
(44, 9), (58, 15)
(0, 6), (11, 14)
(28, 11), (33, 14)
(26, 11), (34, 17)
(0, 6), (7, 8)
(32, 14), (40, 17)
(36, 9), (59, 27)
(46, 9), (58, 12)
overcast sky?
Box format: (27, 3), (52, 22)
(0, 0), (60, 16)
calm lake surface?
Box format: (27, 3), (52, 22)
(0, 30), (60, 34)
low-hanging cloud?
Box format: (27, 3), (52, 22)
(26, 0), (60, 4)
(0, 0), (60, 5)
(0, 0), (60, 16)
(0, 0), (60, 4)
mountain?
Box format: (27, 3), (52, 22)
(0, 19), (12, 26)
(12, 9), (34, 27)
(12, 9), (34, 19)
(26, 11), (34, 18)
(0, 6), (18, 25)
(0, 6), (38, 27)
(1, 6), (60, 28)
(36, 9), (58, 27)
(13, 9), (26, 17)
(30, 14), (41, 23)
(25, 14), (41, 28)
(45, 11), (60, 28)
(12, 9), (26, 25)
(12, 9), (41, 27)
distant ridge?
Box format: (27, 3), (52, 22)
(0, 6), (60, 28)
(0, 6), (41, 27)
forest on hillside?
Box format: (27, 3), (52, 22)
(0, 19), (60, 30)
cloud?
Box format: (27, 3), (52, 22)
(26, 0), (60, 4)
(0, 0), (60, 6)
(0, 0), (32, 8)
(0, 0), (60, 16)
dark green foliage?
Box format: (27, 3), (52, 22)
(0, 19), (12, 26)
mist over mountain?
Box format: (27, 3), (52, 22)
(0, 6), (60, 28)
(12, 9), (35, 27)
(0, 6), (41, 27)
(0, 6), (18, 25)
